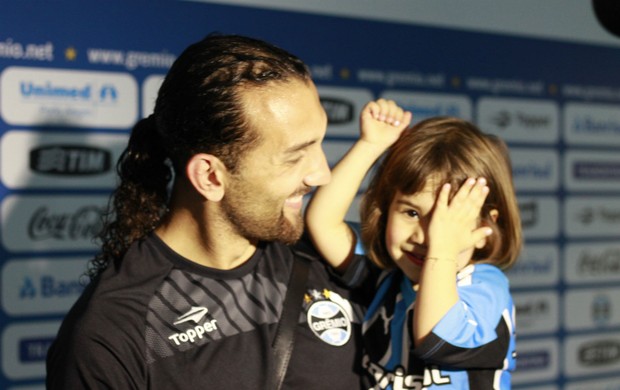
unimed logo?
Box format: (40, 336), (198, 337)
(516, 350), (550, 371)
(30, 145), (111, 175)
(0, 66), (137, 128)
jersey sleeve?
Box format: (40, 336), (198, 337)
(413, 264), (513, 369)
(46, 280), (147, 389)
(47, 330), (143, 389)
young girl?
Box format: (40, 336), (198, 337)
(306, 99), (522, 389)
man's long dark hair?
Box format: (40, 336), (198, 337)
(88, 34), (311, 280)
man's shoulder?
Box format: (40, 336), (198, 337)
(260, 235), (323, 264)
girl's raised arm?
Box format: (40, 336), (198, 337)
(306, 99), (411, 271)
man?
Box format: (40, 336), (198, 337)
(46, 34), (364, 389)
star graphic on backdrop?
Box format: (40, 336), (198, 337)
(65, 47), (77, 61)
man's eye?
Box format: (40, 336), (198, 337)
(287, 157), (302, 165)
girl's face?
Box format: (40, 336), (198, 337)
(384, 178), (477, 283)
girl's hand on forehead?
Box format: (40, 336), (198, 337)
(359, 99), (412, 149)
(428, 177), (493, 255)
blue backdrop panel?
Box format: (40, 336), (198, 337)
(1, 1), (620, 388)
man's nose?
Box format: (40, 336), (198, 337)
(303, 150), (331, 187)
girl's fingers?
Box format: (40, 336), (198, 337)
(452, 177), (477, 203)
(453, 178), (488, 204)
(365, 101), (381, 120)
(473, 226), (494, 245)
(470, 178), (489, 209)
(435, 183), (452, 210)
(373, 99), (408, 125)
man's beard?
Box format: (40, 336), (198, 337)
(220, 180), (305, 245)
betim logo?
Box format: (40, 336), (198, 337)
(19, 337), (55, 363)
(320, 97), (354, 124)
(30, 145), (111, 175)
(579, 340), (620, 366)
(573, 161), (620, 180)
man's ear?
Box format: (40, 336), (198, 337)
(185, 153), (227, 202)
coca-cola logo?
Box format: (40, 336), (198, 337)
(28, 206), (103, 240)
(578, 249), (620, 275)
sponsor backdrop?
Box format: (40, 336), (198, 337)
(1, 1), (620, 388)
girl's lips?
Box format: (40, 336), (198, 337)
(405, 252), (425, 267)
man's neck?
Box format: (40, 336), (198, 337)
(154, 209), (258, 270)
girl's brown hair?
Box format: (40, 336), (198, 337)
(360, 116), (522, 270)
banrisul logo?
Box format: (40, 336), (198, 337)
(30, 145), (111, 175)
(304, 289), (352, 346)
